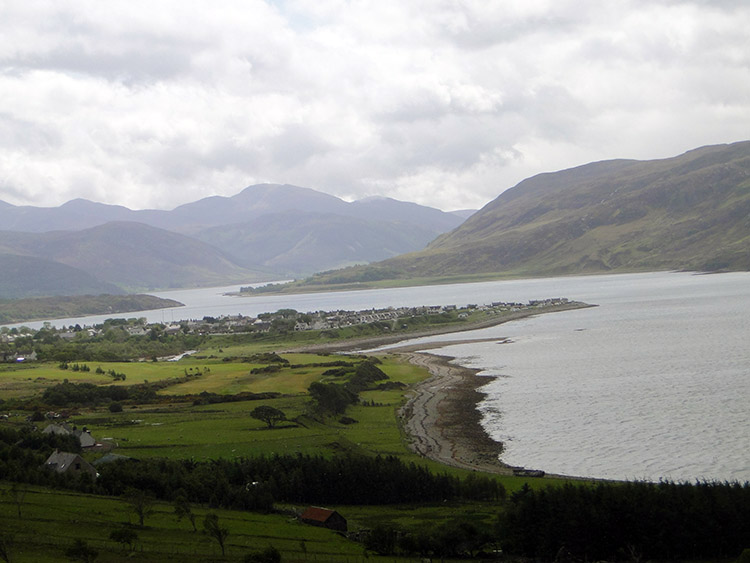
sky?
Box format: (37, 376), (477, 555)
(1, 1), (749, 213)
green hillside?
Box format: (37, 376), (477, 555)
(302, 141), (750, 285)
(0, 254), (123, 299)
(1, 222), (264, 293)
(0, 294), (183, 324)
(195, 210), (450, 275)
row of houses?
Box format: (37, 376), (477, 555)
(42, 422), (100, 449)
(3, 298), (574, 349)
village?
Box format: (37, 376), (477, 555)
(0, 298), (572, 360)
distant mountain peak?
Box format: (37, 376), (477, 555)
(0, 182), (470, 290)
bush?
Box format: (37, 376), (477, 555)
(64, 538), (98, 563)
(109, 528), (138, 551)
(243, 546), (281, 563)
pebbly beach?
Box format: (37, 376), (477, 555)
(289, 300), (594, 476)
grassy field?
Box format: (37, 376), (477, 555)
(0, 483), (403, 563)
(0, 336), (566, 561)
(51, 354), (463, 466)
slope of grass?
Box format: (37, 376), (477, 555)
(0, 483), (370, 562)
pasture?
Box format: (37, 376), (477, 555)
(0, 483), (395, 562)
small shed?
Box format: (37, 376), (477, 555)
(44, 450), (97, 479)
(299, 506), (347, 532)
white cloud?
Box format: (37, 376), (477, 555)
(0, 0), (749, 212)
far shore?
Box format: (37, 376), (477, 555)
(288, 300), (595, 478)
(285, 300), (594, 354)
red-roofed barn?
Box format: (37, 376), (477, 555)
(299, 506), (347, 532)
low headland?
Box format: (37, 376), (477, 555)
(292, 300), (595, 477)
(0, 294), (183, 324)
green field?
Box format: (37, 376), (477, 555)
(29, 354), (472, 467)
(3, 328), (739, 562)
(0, 341), (521, 562)
(0, 483), (387, 562)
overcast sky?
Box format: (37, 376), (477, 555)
(1, 1), (749, 212)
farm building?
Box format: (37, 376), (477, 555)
(299, 506), (347, 532)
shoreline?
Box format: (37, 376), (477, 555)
(286, 301), (594, 354)
(393, 346), (596, 480)
(287, 301), (595, 477)
(396, 349), (512, 474)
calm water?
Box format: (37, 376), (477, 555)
(399, 272), (750, 482)
(7, 271), (749, 482)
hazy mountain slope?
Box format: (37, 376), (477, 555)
(449, 209), (476, 220)
(160, 184), (351, 233)
(303, 141), (750, 283)
(1, 222), (259, 291)
(0, 184), (470, 279)
(0, 253), (123, 299)
(194, 210), (451, 275)
(347, 197), (465, 233)
(0, 184), (465, 235)
(0, 199), (147, 232)
(0, 184), (344, 233)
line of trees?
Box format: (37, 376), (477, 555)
(308, 359), (390, 415)
(1, 432), (503, 509)
(4, 381), (278, 410)
(2, 423), (750, 560)
(499, 480), (750, 561)
(94, 454), (504, 509)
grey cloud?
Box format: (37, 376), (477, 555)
(16, 45), (194, 83)
(1, 1), (749, 212)
(447, 14), (580, 51)
(0, 113), (62, 150)
(267, 124), (333, 168)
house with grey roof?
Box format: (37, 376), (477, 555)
(43, 450), (97, 479)
(42, 423), (98, 449)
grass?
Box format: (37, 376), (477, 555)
(1, 336), (576, 561)
(0, 483), (377, 562)
(5, 344), (569, 489)
(62, 354), (434, 463)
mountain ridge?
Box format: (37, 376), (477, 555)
(0, 184), (471, 297)
(299, 141), (750, 286)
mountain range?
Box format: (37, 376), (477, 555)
(0, 185), (470, 298)
(4, 141), (749, 300)
(301, 140), (750, 286)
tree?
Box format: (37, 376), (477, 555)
(5, 484), (27, 519)
(308, 381), (357, 415)
(173, 495), (197, 531)
(109, 528), (138, 552)
(250, 405), (286, 429)
(123, 487), (154, 527)
(203, 513), (229, 556)
(0, 531), (13, 563)
(64, 538), (98, 562)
